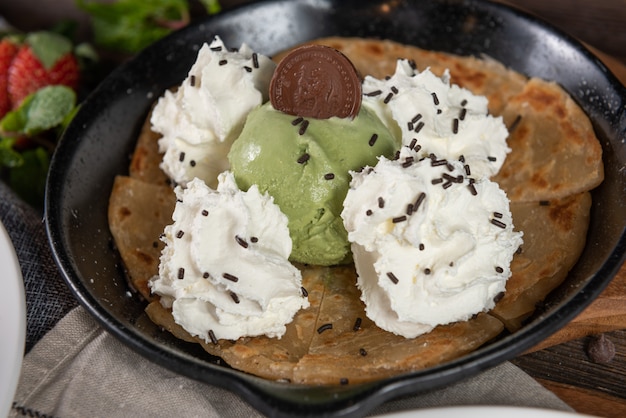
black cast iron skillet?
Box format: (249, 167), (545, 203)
(45, 0), (626, 416)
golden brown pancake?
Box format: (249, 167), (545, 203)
(145, 265), (503, 384)
(108, 176), (175, 299)
(492, 79), (604, 202)
(492, 192), (592, 331)
(108, 37), (603, 384)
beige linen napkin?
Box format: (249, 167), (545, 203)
(10, 306), (574, 418)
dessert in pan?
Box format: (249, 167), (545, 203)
(108, 36), (603, 385)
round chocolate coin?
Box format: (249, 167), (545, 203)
(270, 44), (362, 119)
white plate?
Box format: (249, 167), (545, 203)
(0, 220), (26, 417)
(376, 406), (597, 417)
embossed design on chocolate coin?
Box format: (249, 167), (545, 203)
(270, 45), (362, 119)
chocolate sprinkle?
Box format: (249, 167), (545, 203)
(298, 120), (310, 135)
(539, 200), (550, 206)
(178, 267), (185, 280)
(359, 348), (368, 356)
(493, 291), (505, 303)
(176, 230), (184, 239)
(291, 116), (304, 126)
(365, 89), (383, 97)
(324, 173), (335, 180)
(250, 237), (259, 243)
(392, 215), (407, 223)
(378, 197), (385, 208)
(222, 273), (239, 282)
(493, 212), (503, 219)
(412, 113), (423, 123)
(383, 92), (394, 104)
(419, 243), (425, 251)
(468, 183), (478, 196)
(317, 323), (333, 334)
(366, 209), (373, 216)
(208, 330), (218, 344)
(252, 52), (259, 68)
(230, 292), (240, 304)
(461, 99), (468, 106)
(190, 75), (196, 87)
(369, 133), (378, 146)
(495, 266), (504, 273)
(301, 286), (308, 297)
(190, 160), (196, 167)
(452, 118), (459, 134)
(391, 86), (399, 94)
(179, 152), (185, 162)
(414, 192), (426, 211)
(464, 164), (471, 175)
(424, 268), (431, 275)
(243, 65), (252, 73)
(219, 59), (227, 66)
(414, 121), (425, 133)
(431, 92), (439, 105)
(386, 272), (399, 284)
(353, 317), (362, 331)
(490, 218), (507, 229)
(431, 178), (444, 185)
(235, 235), (249, 248)
(210, 46), (223, 51)
(297, 153), (310, 164)
(201, 210), (209, 216)
(340, 378), (349, 385)
(442, 173), (463, 183)
(488, 156), (497, 162)
(203, 272), (210, 278)
(409, 138), (418, 149)
(459, 107), (467, 121)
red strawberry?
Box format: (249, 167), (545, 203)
(0, 38), (19, 118)
(7, 32), (80, 109)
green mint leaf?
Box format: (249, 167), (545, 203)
(77, 0), (190, 53)
(1, 86), (76, 136)
(74, 42), (100, 64)
(8, 147), (50, 209)
(25, 31), (73, 69)
(0, 137), (23, 168)
(0, 96), (32, 133)
(198, 0), (222, 14)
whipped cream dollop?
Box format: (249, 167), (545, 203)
(362, 60), (509, 179)
(151, 36), (276, 188)
(150, 173), (309, 342)
(341, 147), (523, 338)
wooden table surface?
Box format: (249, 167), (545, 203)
(494, 1), (626, 416)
